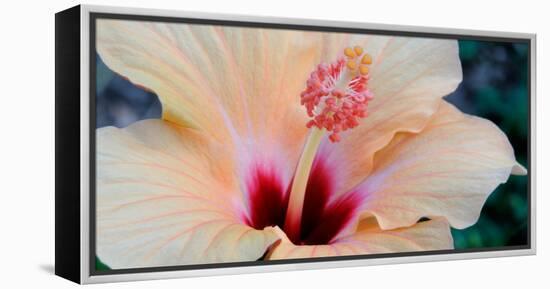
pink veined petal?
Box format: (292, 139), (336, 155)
(315, 36), (463, 198)
(96, 20), (315, 158)
(354, 101), (527, 231)
(266, 217), (453, 259)
(96, 20), (324, 212)
(96, 120), (278, 268)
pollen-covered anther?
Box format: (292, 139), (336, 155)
(300, 46), (374, 143)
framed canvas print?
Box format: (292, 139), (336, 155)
(55, 4), (536, 284)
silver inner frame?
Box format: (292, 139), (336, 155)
(79, 4), (537, 284)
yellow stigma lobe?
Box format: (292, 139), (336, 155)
(344, 47), (356, 58)
(344, 46), (373, 74)
(361, 53), (372, 65)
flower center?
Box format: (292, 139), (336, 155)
(245, 46), (373, 246)
(283, 46), (373, 243)
(244, 157), (363, 245)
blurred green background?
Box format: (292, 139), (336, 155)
(95, 38), (530, 265)
(445, 40), (529, 248)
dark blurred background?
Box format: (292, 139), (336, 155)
(446, 40), (529, 249)
(95, 39), (529, 250)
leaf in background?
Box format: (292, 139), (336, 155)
(95, 256), (110, 271)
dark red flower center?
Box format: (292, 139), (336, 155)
(244, 156), (362, 245)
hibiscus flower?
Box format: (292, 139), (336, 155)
(95, 19), (526, 268)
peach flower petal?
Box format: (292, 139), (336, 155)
(96, 120), (278, 268)
(96, 20), (330, 197)
(96, 20), (315, 162)
(358, 101), (526, 230)
(267, 217), (452, 259)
